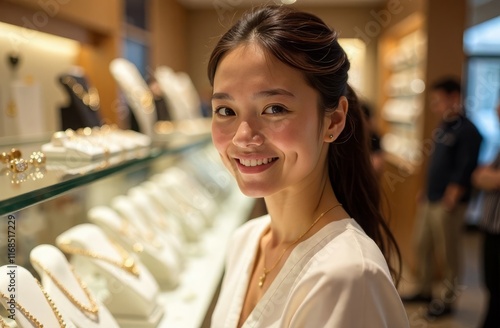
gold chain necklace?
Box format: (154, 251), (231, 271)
(0, 315), (8, 328)
(58, 240), (140, 277)
(258, 203), (343, 288)
(31, 259), (99, 317)
(61, 76), (100, 111)
(119, 217), (162, 249)
(0, 280), (67, 327)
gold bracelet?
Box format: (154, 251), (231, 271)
(31, 259), (99, 317)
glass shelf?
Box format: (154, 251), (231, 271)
(0, 135), (211, 217)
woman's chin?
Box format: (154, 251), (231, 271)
(236, 183), (269, 198)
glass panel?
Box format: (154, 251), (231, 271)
(0, 136), (210, 216)
(465, 56), (500, 164)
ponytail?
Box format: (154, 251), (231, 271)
(328, 85), (401, 283)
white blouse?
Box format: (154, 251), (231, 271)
(211, 216), (409, 328)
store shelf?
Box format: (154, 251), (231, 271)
(379, 17), (427, 162)
(0, 136), (211, 217)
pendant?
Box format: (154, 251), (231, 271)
(6, 99), (17, 117)
(258, 271), (267, 288)
(123, 257), (139, 276)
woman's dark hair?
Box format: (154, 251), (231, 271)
(207, 5), (401, 283)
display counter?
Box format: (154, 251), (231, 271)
(0, 132), (254, 328)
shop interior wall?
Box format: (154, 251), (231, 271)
(3, 0), (121, 35)
(0, 0), (122, 133)
(150, 0), (188, 73)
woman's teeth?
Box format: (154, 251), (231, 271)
(239, 157), (276, 167)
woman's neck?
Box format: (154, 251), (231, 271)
(263, 176), (346, 248)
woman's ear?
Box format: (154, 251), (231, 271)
(323, 96), (348, 142)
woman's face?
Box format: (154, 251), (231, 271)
(211, 43), (333, 198)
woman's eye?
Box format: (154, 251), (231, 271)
(263, 105), (288, 115)
(214, 107), (235, 116)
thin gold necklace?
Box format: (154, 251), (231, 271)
(0, 280), (67, 327)
(118, 218), (162, 249)
(258, 203), (343, 288)
(58, 240), (140, 277)
(31, 259), (99, 317)
(61, 76), (100, 111)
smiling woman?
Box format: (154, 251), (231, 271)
(208, 5), (409, 328)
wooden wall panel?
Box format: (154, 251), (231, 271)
(150, 0), (188, 73)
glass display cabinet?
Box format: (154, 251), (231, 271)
(0, 132), (255, 328)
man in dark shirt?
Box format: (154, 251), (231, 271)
(402, 77), (483, 319)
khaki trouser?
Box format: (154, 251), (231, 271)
(413, 200), (466, 303)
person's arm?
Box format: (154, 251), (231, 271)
(472, 165), (500, 191)
(445, 125), (482, 209)
(442, 183), (465, 211)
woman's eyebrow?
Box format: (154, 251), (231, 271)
(254, 88), (295, 99)
(212, 92), (233, 101)
(212, 88), (295, 101)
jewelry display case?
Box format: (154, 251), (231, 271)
(0, 132), (255, 327)
(378, 14), (427, 168)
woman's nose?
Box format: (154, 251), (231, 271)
(232, 121), (263, 148)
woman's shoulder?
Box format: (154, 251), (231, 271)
(286, 219), (407, 326)
(311, 218), (392, 280)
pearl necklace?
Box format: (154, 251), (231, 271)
(258, 203), (343, 288)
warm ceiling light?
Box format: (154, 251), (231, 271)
(281, 0), (297, 4)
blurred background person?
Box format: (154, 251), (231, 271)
(472, 100), (500, 328)
(402, 77), (483, 319)
(361, 102), (385, 177)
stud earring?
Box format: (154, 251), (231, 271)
(329, 134), (334, 139)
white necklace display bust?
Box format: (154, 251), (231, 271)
(55, 223), (164, 328)
(30, 244), (119, 328)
